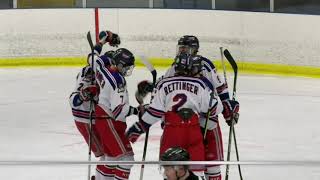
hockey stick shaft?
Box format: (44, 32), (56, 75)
(223, 49), (243, 180)
(86, 31), (95, 180)
(138, 56), (157, 180)
(221, 48), (233, 180)
(94, 8), (99, 44)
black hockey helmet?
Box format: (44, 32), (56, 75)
(161, 147), (190, 161)
(112, 48), (135, 76)
(104, 50), (115, 58)
(161, 147), (190, 170)
(174, 53), (202, 76)
(177, 35), (199, 55)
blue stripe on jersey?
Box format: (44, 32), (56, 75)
(72, 94), (83, 107)
(72, 108), (90, 114)
(146, 108), (163, 118)
(201, 57), (215, 72)
(99, 55), (112, 66)
(199, 76), (214, 91)
(112, 104), (124, 119)
(97, 60), (116, 90)
(97, 58), (126, 89)
(157, 76), (206, 89)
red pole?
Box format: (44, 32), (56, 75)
(94, 8), (99, 44)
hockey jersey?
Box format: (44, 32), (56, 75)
(142, 76), (223, 129)
(69, 65), (95, 123)
(89, 53), (134, 122)
(164, 55), (230, 101)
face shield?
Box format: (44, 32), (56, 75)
(176, 45), (192, 56)
(119, 64), (135, 77)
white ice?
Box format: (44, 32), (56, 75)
(0, 67), (320, 180)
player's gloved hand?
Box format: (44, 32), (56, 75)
(98, 31), (110, 45)
(98, 30), (120, 47)
(135, 80), (154, 104)
(80, 84), (99, 102)
(222, 99), (240, 126)
(138, 80), (154, 94)
(126, 120), (151, 143)
(109, 33), (120, 47)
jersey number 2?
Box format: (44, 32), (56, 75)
(172, 94), (187, 112)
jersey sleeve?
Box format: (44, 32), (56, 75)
(141, 85), (165, 125)
(109, 89), (133, 121)
(202, 58), (230, 101)
(198, 86), (223, 130)
(200, 86), (223, 118)
(69, 68), (93, 121)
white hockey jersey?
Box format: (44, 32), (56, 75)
(164, 56), (230, 101)
(89, 53), (134, 122)
(69, 66), (95, 123)
(142, 76), (223, 129)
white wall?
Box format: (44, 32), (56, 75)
(1, 8), (320, 66)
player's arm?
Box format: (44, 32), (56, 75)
(202, 58), (230, 101)
(109, 90), (139, 121)
(199, 86), (223, 130)
(87, 30), (121, 71)
(126, 85), (165, 143)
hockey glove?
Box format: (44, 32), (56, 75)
(135, 80), (154, 104)
(109, 33), (121, 47)
(98, 31), (111, 45)
(80, 84), (99, 102)
(126, 120), (151, 143)
(222, 99), (240, 126)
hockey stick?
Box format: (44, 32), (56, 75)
(223, 49), (243, 180)
(138, 56), (157, 180)
(86, 31), (95, 180)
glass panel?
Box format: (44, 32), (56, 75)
(86, 0), (150, 8)
(216, 0), (270, 12)
(153, 0), (165, 8)
(0, 0), (12, 9)
(0, 164), (320, 179)
(163, 0), (212, 9)
(275, 0), (320, 15)
(17, 0), (82, 8)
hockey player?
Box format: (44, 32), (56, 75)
(69, 65), (103, 158)
(137, 35), (239, 180)
(88, 47), (140, 180)
(126, 53), (223, 177)
(69, 30), (121, 180)
(161, 147), (199, 180)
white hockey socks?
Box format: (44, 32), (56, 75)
(95, 156), (116, 180)
(205, 166), (222, 180)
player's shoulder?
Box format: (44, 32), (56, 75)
(198, 55), (216, 71)
(97, 63), (125, 90)
(107, 68), (126, 90)
(77, 65), (92, 81)
(199, 76), (214, 91)
(156, 75), (207, 90)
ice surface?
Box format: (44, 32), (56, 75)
(0, 68), (320, 179)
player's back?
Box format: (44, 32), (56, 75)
(156, 75), (211, 114)
(69, 66), (94, 123)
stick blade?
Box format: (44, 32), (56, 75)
(223, 49), (238, 73)
(87, 31), (94, 50)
